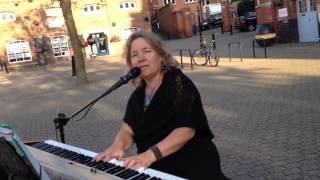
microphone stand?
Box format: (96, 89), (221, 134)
(53, 79), (127, 143)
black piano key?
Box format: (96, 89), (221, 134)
(57, 151), (74, 158)
(72, 155), (88, 163)
(149, 177), (163, 180)
(117, 169), (139, 179)
(130, 173), (151, 180)
(97, 162), (115, 171)
(85, 160), (101, 167)
(107, 166), (125, 174)
(61, 151), (78, 159)
(77, 156), (92, 164)
(91, 161), (105, 169)
(105, 166), (122, 174)
(47, 146), (61, 153)
(68, 154), (84, 161)
(31, 142), (47, 148)
(50, 148), (66, 155)
(38, 144), (54, 151)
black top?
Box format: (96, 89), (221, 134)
(123, 68), (226, 179)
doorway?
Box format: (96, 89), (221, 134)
(296, 0), (319, 42)
(88, 32), (109, 56)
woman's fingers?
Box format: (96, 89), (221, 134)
(122, 157), (147, 171)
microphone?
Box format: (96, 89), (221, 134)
(111, 67), (141, 90)
(120, 67), (141, 84)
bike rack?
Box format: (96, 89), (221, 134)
(252, 39), (267, 58)
(175, 49), (193, 71)
(228, 41), (243, 62)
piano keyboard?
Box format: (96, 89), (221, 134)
(27, 140), (186, 180)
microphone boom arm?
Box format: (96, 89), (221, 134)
(53, 68), (140, 143)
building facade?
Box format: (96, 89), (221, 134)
(0, 0), (151, 67)
(150, 0), (219, 38)
(255, 0), (320, 43)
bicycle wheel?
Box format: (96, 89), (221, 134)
(208, 49), (220, 67)
(192, 49), (207, 66)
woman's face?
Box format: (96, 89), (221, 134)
(130, 38), (162, 80)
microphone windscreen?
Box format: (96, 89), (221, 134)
(128, 67), (141, 79)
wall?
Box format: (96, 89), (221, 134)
(0, 0), (152, 67)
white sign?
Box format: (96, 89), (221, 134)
(45, 8), (63, 17)
(278, 8), (288, 18)
(47, 18), (65, 28)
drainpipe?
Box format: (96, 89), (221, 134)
(272, 1), (279, 43)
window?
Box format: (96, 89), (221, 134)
(6, 40), (32, 64)
(299, 0), (307, 13)
(119, 1), (137, 10)
(51, 35), (69, 57)
(83, 4), (102, 14)
(310, 0), (316, 11)
(163, 0), (175, 5)
(185, 0), (196, 3)
(0, 12), (16, 22)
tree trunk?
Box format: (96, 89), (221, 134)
(60, 0), (89, 84)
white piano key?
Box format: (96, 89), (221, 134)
(44, 140), (187, 180)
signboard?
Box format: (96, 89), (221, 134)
(278, 8), (288, 18)
(45, 8), (63, 17)
(5, 40), (32, 64)
(47, 18), (65, 28)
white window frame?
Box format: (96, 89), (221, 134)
(163, 0), (176, 5)
(0, 12), (16, 22)
(185, 0), (197, 4)
(50, 35), (69, 57)
(6, 40), (32, 64)
(82, 4), (102, 15)
(119, 1), (137, 10)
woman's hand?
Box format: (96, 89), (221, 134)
(122, 150), (156, 171)
(94, 147), (124, 162)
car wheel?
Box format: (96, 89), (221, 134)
(248, 24), (256, 32)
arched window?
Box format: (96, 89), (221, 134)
(0, 12), (16, 22)
(119, 1), (137, 10)
(185, 0), (197, 4)
(83, 4), (102, 14)
(163, 0), (176, 5)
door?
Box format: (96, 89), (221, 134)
(89, 32), (109, 56)
(296, 0), (319, 42)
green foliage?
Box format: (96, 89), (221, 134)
(237, 0), (255, 16)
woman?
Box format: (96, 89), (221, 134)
(95, 31), (228, 179)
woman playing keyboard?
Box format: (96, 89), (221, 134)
(95, 31), (229, 180)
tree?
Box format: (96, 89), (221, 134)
(59, 0), (89, 84)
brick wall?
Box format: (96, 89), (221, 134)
(158, 5), (194, 38)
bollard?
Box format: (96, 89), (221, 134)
(0, 60), (3, 71)
(71, 56), (76, 76)
(3, 61), (9, 73)
(230, 25), (233, 35)
(180, 50), (184, 69)
(221, 25), (224, 34)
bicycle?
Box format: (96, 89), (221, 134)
(192, 33), (219, 67)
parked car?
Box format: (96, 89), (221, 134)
(122, 27), (141, 40)
(201, 13), (222, 30)
(237, 11), (257, 32)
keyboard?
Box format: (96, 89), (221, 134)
(27, 140), (186, 180)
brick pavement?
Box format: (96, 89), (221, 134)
(0, 33), (320, 179)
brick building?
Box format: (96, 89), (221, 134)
(255, 0), (320, 43)
(0, 0), (151, 68)
(150, 0), (219, 38)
